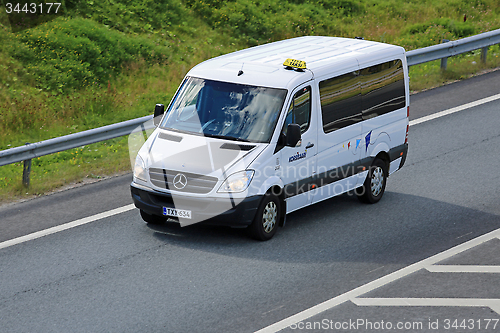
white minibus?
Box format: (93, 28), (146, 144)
(131, 36), (409, 240)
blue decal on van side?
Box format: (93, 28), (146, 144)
(365, 131), (372, 152)
(288, 151), (307, 163)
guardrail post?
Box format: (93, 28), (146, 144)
(440, 39), (450, 70)
(481, 46), (488, 63)
(22, 143), (31, 189)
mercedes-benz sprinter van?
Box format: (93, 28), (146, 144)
(131, 36), (409, 240)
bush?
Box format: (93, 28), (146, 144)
(185, 0), (348, 42)
(13, 17), (170, 92)
(406, 18), (475, 38)
(67, 0), (186, 33)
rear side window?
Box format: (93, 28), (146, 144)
(319, 71), (361, 133)
(360, 59), (405, 120)
(319, 59), (405, 133)
(282, 86), (311, 135)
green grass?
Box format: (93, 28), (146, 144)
(1, 138), (131, 198)
(409, 45), (500, 92)
(1, 0), (500, 203)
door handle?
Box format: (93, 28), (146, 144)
(306, 143), (314, 149)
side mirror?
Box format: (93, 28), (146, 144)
(153, 104), (165, 126)
(286, 124), (301, 147)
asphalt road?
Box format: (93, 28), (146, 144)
(1, 70), (500, 332)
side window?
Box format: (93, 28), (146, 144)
(319, 71), (361, 133)
(282, 86), (311, 135)
(360, 59), (405, 120)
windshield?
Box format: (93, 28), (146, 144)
(160, 77), (287, 143)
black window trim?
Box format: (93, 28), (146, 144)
(274, 84), (313, 154)
(280, 85), (313, 136)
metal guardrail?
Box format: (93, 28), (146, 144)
(406, 28), (500, 66)
(0, 115), (154, 167)
(0, 115), (154, 186)
(1, 28), (500, 187)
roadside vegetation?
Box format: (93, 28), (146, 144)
(1, 0), (500, 202)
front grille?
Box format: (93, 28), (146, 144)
(149, 168), (218, 194)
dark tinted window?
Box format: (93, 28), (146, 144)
(282, 86), (311, 135)
(319, 71), (361, 133)
(161, 77), (287, 143)
(360, 60), (405, 120)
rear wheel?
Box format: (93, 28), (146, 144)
(356, 158), (388, 204)
(140, 210), (164, 224)
(248, 193), (280, 241)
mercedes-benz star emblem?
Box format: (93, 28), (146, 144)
(173, 173), (188, 190)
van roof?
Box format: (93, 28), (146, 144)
(187, 36), (406, 89)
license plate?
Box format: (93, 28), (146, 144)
(163, 207), (192, 219)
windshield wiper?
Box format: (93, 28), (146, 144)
(225, 136), (251, 142)
(203, 133), (250, 142)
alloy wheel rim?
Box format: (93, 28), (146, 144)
(371, 166), (384, 197)
(262, 201), (277, 233)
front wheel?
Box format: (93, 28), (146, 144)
(247, 194), (281, 241)
(356, 158), (388, 204)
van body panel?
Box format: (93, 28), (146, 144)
(278, 82), (318, 211)
(360, 109), (407, 137)
(189, 64), (314, 90)
(361, 115), (408, 167)
(257, 175), (284, 196)
(312, 59), (363, 202)
(285, 191), (314, 214)
(368, 141), (391, 159)
(310, 173), (361, 205)
(389, 157), (402, 175)
(131, 36), (410, 230)
(246, 142), (284, 196)
(143, 130), (265, 186)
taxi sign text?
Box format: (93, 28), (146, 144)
(283, 58), (306, 69)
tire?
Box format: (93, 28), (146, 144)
(248, 193), (281, 241)
(356, 158), (388, 204)
(140, 210), (164, 225)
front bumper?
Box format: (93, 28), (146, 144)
(130, 182), (262, 227)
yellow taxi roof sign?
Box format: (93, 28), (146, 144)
(283, 58), (306, 70)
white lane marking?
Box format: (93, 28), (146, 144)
(353, 298), (500, 315)
(409, 93), (500, 126)
(366, 266), (385, 274)
(456, 231), (473, 240)
(427, 265), (500, 273)
(253, 93), (500, 332)
(2, 92), (496, 250)
(0, 204), (135, 250)
(0, 90), (496, 302)
(254, 228), (500, 333)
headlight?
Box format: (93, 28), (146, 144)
(133, 155), (147, 182)
(218, 170), (254, 193)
